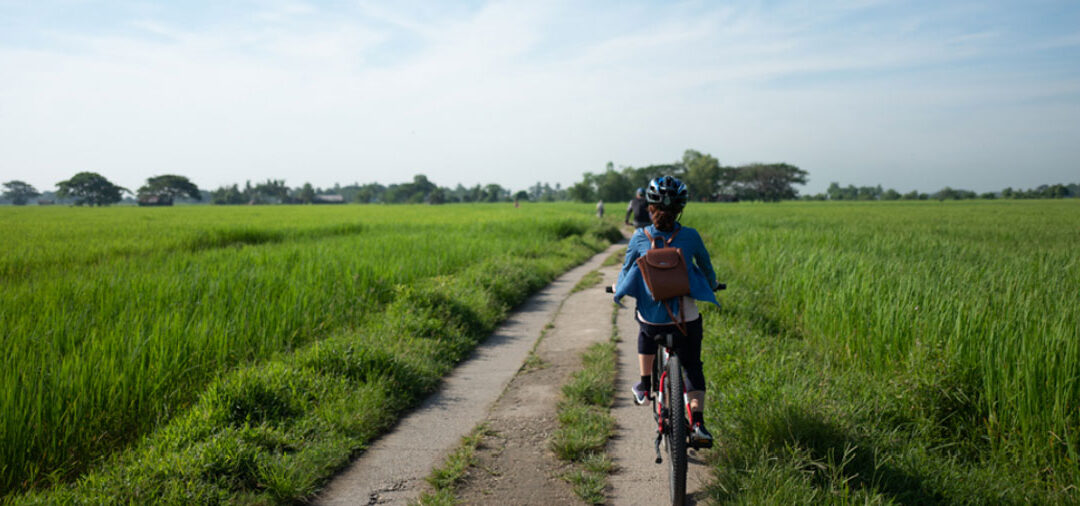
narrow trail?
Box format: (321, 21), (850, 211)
(452, 253), (620, 505)
(316, 237), (715, 505)
(315, 242), (624, 505)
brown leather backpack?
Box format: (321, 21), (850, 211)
(636, 228), (691, 334)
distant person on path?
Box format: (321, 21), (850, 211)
(613, 175), (720, 447)
(596, 199), (604, 219)
(625, 187), (650, 228)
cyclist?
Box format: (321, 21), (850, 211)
(612, 176), (720, 446)
(625, 187), (651, 228)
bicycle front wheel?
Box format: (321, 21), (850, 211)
(665, 353), (688, 505)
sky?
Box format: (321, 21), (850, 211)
(1, 0), (1078, 195)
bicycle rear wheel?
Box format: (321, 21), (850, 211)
(665, 353), (687, 505)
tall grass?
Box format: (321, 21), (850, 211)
(685, 200), (1079, 485)
(0, 203), (614, 498)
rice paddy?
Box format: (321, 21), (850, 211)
(3, 199), (1078, 503)
(687, 199), (1080, 502)
(0, 204), (618, 501)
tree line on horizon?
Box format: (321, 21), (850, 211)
(3, 152), (1077, 206)
(566, 149), (809, 203)
(804, 181), (1080, 201)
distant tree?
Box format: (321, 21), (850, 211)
(855, 185), (883, 200)
(826, 182), (859, 200)
(681, 150), (721, 200)
(980, 192), (997, 199)
(594, 167), (635, 202)
(735, 163), (808, 202)
(1045, 184), (1069, 198)
(483, 183), (507, 202)
(933, 187), (976, 200)
(881, 188), (901, 200)
(567, 179), (595, 202)
(354, 183), (386, 203)
(137, 175), (201, 206)
(427, 187), (447, 204)
(514, 190), (529, 202)
(298, 183), (316, 204)
(2, 180), (41, 205)
(252, 179), (289, 204)
(210, 184), (246, 205)
(56, 172), (128, 206)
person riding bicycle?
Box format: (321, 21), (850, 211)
(625, 187), (651, 228)
(612, 175), (719, 447)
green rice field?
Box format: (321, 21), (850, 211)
(3, 200), (1078, 504)
(688, 200), (1080, 503)
(0, 204), (619, 503)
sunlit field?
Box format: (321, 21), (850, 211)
(5, 200), (1078, 504)
(0, 204), (619, 502)
(688, 200), (1080, 503)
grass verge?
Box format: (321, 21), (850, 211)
(550, 306), (619, 504)
(571, 269), (603, 294)
(415, 424), (491, 506)
(602, 247), (626, 267)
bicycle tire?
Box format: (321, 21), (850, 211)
(666, 353), (688, 505)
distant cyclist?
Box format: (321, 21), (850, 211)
(613, 176), (720, 447)
(625, 187), (650, 228)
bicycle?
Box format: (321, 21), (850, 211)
(607, 283), (725, 505)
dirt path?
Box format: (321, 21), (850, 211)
(608, 302), (712, 505)
(316, 243), (625, 505)
(452, 260), (620, 505)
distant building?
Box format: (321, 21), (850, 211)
(138, 195), (174, 206)
(314, 194), (345, 204)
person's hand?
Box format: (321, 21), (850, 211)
(624, 220), (630, 226)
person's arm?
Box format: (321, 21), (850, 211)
(625, 203), (633, 224)
(614, 231), (644, 295)
(690, 229), (718, 289)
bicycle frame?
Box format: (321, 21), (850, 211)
(650, 332), (698, 461)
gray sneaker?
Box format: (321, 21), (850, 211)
(631, 382), (649, 405)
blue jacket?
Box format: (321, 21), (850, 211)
(614, 224), (719, 323)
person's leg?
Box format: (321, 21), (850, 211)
(633, 324), (659, 404)
(638, 353), (654, 378)
(679, 317), (707, 422)
(679, 317), (712, 445)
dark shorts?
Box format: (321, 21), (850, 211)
(637, 316), (706, 392)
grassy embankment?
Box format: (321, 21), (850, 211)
(0, 204), (621, 504)
(687, 200), (1079, 504)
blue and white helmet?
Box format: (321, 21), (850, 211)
(645, 176), (688, 211)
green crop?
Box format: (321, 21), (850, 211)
(0, 203), (617, 499)
(685, 199), (1079, 500)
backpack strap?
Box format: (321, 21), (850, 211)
(643, 226), (681, 248)
(662, 298), (688, 335)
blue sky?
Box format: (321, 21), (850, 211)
(1, 0), (1078, 195)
